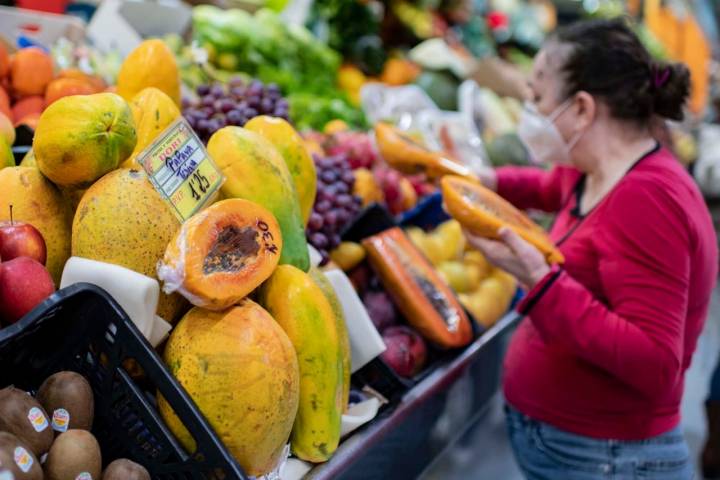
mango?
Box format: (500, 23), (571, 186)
(117, 39), (181, 107)
(329, 241), (366, 271)
(463, 250), (492, 279)
(122, 87), (181, 168)
(72, 169), (187, 322)
(33, 93), (137, 188)
(259, 265), (343, 462)
(245, 116), (317, 225)
(459, 269), (516, 328)
(158, 301), (299, 477)
(437, 260), (481, 293)
(0, 167), (72, 284)
(207, 127), (310, 271)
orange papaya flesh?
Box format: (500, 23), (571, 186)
(374, 122), (474, 180)
(158, 198), (282, 310)
(363, 227), (473, 349)
(441, 175), (564, 265)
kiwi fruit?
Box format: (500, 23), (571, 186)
(44, 430), (101, 480)
(102, 459), (150, 480)
(36, 371), (95, 434)
(0, 431), (43, 480)
(0, 387), (53, 457)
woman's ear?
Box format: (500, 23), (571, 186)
(573, 91), (596, 131)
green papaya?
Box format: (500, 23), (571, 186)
(309, 267), (351, 413)
(258, 265), (343, 462)
(207, 126), (310, 271)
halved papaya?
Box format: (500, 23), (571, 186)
(441, 175), (564, 264)
(374, 122), (473, 179)
(157, 198), (282, 310)
(363, 227), (473, 349)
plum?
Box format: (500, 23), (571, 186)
(381, 326), (428, 378)
(363, 290), (397, 332)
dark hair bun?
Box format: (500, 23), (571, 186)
(651, 62), (690, 121)
(553, 19), (691, 123)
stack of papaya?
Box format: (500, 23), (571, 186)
(0, 36), (352, 476)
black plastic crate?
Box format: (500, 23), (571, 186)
(0, 283), (246, 479)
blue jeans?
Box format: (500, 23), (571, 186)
(505, 405), (694, 480)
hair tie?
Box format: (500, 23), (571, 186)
(652, 65), (671, 89)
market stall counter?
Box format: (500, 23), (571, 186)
(306, 311), (521, 480)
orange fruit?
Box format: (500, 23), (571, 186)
(45, 77), (96, 106)
(10, 47), (54, 97)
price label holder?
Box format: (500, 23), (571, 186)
(137, 118), (225, 222)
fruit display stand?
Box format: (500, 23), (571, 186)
(306, 310), (521, 480)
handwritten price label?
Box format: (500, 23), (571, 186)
(138, 118), (224, 221)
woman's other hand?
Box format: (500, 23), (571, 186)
(464, 227), (550, 289)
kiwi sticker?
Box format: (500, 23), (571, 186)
(0, 471), (14, 480)
(75, 473), (92, 480)
(13, 447), (32, 473)
(52, 409), (70, 433)
(27, 407), (48, 432)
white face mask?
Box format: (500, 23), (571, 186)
(517, 99), (583, 166)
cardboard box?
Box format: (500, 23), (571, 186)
(87, 0), (192, 56)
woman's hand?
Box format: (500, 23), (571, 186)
(464, 227), (550, 289)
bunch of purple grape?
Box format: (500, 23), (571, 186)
(307, 154), (363, 264)
(182, 77), (290, 143)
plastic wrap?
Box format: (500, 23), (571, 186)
(157, 199), (282, 311)
(360, 83), (437, 129)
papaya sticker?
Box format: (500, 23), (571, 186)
(13, 447), (32, 473)
(137, 118), (225, 222)
(52, 408), (70, 433)
(27, 407), (48, 433)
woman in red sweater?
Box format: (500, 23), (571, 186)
(467, 19), (718, 479)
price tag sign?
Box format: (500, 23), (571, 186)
(138, 118), (224, 222)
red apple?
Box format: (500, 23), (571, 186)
(381, 325), (428, 378)
(0, 256), (55, 325)
(0, 208), (47, 265)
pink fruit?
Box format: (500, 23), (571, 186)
(381, 325), (428, 378)
(363, 290), (398, 332)
(0, 256), (55, 325)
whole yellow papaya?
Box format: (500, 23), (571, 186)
(72, 169), (187, 322)
(309, 267), (351, 413)
(207, 127), (310, 271)
(122, 87), (181, 168)
(158, 300), (300, 477)
(0, 167), (72, 284)
(33, 93), (137, 188)
(117, 39), (181, 106)
(258, 265), (343, 462)
(244, 116), (317, 225)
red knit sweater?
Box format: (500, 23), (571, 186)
(498, 147), (718, 440)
